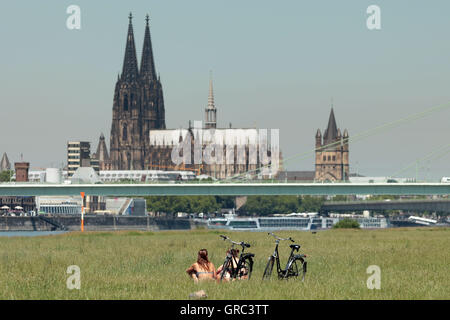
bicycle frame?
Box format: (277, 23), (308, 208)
(269, 240), (299, 277)
(265, 232), (302, 279)
(219, 235), (254, 280)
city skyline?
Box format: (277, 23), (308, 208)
(1, 1), (449, 180)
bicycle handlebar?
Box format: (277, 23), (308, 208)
(220, 235), (251, 248)
(268, 232), (295, 242)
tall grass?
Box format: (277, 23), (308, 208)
(0, 228), (448, 299)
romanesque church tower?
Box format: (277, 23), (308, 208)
(110, 13), (165, 170)
(315, 108), (349, 181)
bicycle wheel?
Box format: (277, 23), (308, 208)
(285, 257), (306, 281)
(284, 258), (298, 279)
(262, 256), (274, 280)
(237, 257), (253, 280)
(219, 258), (232, 282)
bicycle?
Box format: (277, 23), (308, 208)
(262, 232), (307, 281)
(218, 235), (254, 282)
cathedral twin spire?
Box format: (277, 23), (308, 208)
(140, 14), (157, 82)
(121, 13), (157, 84)
(110, 13), (165, 170)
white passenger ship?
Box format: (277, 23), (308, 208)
(206, 215), (389, 231)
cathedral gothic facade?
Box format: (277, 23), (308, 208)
(97, 13), (278, 179)
(315, 108), (349, 182)
(109, 14), (165, 170)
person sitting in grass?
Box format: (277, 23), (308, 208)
(186, 249), (216, 283)
(216, 248), (248, 281)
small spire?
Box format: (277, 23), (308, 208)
(323, 107), (338, 146)
(316, 129), (322, 138)
(96, 133), (110, 162)
(146, 14), (150, 25)
(0, 152), (11, 171)
(207, 71), (215, 110)
(205, 71), (217, 129)
(129, 12), (133, 24)
(343, 129), (349, 137)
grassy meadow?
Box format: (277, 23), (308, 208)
(0, 227), (448, 299)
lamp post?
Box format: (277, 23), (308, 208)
(80, 192), (85, 232)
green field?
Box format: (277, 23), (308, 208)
(0, 227), (448, 299)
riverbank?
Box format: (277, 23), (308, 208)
(0, 231), (69, 237)
(0, 216), (204, 232)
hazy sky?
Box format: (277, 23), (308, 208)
(0, 0), (449, 180)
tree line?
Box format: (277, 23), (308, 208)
(144, 195), (325, 216)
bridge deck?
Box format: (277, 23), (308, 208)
(0, 183), (449, 196)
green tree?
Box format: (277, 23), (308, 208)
(145, 196), (168, 214)
(215, 196), (235, 209)
(272, 196), (300, 214)
(239, 196), (273, 216)
(333, 218), (360, 229)
(331, 195), (348, 202)
(299, 196), (325, 212)
(167, 196), (190, 214)
(145, 196), (220, 215)
(0, 170), (13, 182)
(239, 195), (301, 216)
(188, 196), (219, 214)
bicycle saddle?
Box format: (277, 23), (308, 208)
(290, 244), (300, 250)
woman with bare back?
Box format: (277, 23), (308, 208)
(186, 249), (216, 283)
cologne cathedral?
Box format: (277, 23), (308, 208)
(94, 13), (278, 179)
(108, 13), (165, 171)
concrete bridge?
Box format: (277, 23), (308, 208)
(321, 198), (450, 213)
(0, 182), (449, 196)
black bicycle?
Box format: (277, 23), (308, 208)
(262, 232), (307, 281)
(218, 235), (254, 281)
